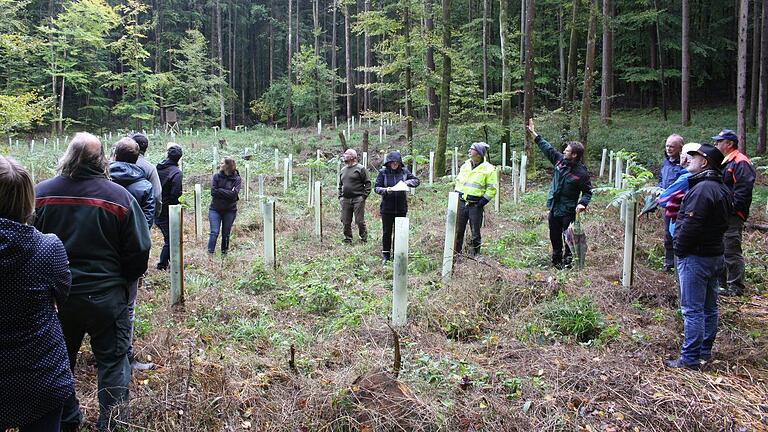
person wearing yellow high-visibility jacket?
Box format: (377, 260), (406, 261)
(454, 142), (497, 257)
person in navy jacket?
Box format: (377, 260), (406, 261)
(208, 157), (242, 255)
(0, 155), (75, 431)
(374, 151), (419, 263)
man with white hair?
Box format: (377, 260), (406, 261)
(34, 132), (151, 430)
(337, 148), (371, 243)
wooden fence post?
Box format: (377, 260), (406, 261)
(392, 217), (409, 326)
(169, 205), (184, 305)
(441, 192), (460, 282)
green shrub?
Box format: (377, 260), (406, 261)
(539, 294), (606, 343)
(275, 281), (341, 314)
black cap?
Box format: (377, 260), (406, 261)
(167, 145), (183, 163)
(686, 143), (724, 167)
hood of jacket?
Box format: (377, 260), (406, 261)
(157, 159), (179, 171)
(0, 218), (35, 273)
(688, 168), (723, 187)
(109, 161), (146, 187)
(383, 151), (404, 168)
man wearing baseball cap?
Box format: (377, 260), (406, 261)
(711, 129), (756, 296)
(453, 141), (497, 257)
(666, 143), (732, 369)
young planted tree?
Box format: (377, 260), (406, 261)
(578, 0), (598, 147)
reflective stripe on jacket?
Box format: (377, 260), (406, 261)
(454, 160), (497, 201)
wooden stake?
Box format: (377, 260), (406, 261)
(261, 199), (276, 270)
(392, 217), (409, 326)
(169, 205), (184, 305)
(441, 192), (460, 281)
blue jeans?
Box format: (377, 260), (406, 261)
(208, 209), (237, 254)
(676, 255), (724, 365)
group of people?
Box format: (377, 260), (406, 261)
(0, 122), (758, 429)
(0, 132), (242, 431)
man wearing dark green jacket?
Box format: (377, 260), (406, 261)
(34, 132), (151, 431)
(527, 119), (593, 268)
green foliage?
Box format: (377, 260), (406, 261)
(166, 29), (230, 127)
(290, 46), (340, 124)
(250, 78), (290, 123)
(276, 281), (341, 314)
(236, 261), (278, 295)
(0, 92), (51, 134)
(533, 293), (610, 344)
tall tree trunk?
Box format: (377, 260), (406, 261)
(559, 1), (566, 105)
(758, 0), (768, 153)
(331, 0), (337, 120)
(483, 0), (489, 113)
(523, 0), (536, 160)
(426, 0), (437, 124)
(566, 0), (580, 102)
(738, 0), (750, 152)
(345, 4), (353, 121)
(314, 0), (321, 122)
(500, 0), (511, 146)
(578, 0), (598, 147)
(269, 0), (274, 85)
(296, 0), (300, 51)
(287, 0), (293, 128)
(600, 0), (613, 123)
(648, 25), (658, 108)
(404, 2), (413, 150)
(436, 0), (451, 176)
(229, 1), (235, 127)
(216, 0), (226, 129)
(364, 0), (372, 113)
(750, 0), (762, 127)
(653, 0), (667, 120)
(682, 0), (691, 125)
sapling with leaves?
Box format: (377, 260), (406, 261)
(594, 153), (662, 287)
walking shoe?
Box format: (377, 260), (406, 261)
(156, 263), (168, 271)
(664, 358), (700, 370)
(718, 286), (743, 297)
(342, 238), (352, 244)
(662, 264), (675, 273)
(131, 359), (156, 371)
(699, 354), (712, 363)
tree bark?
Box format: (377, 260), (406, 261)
(578, 0), (598, 147)
(216, 0), (226, 129)
(287, 0), (293, 128)
(344, 4), (353, 122)
(523, 0), (536, 160)
(269, 0), (274, 84)
(500, 0), (511, 146)
(566, 0), (580, 103)
(314, 0), (321, 122)
(436, 0), (451, 176)
(757, 0), (768, 153)
(364, 0), (372, 113)
(600, 0), (613, 124)
(331, 0), (337, 121)
(653, 0), (667, 120)
(750, 0), (762, 127)
(682, 0), (691, 125)
(404, 2), (413, 150)
(558, 1), (565, 105)
(426, 0), (437, 124)
(483, 0), (489, 113)
(738, 0), (750, 153)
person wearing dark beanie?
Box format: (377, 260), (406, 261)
(155, 144), (183, 270)
(131, 133), (163, 218)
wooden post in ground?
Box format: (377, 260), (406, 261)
(429, 151), (434, 185)
(261, 199), (276, 270)
(194, 184), (203, 242)
(622, 198), (637, 288)
(314, 181), (322, 240)
(441, 192), (460, 282)
(519, 154), (528, 194)
(169, 205), (184, 305)
(392, 216), (409, 326)
(600, 148), (607, 177)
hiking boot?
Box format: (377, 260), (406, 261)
(342, 238), (353, 244)
(699, 354), (713, 363)
(718, 286), (743, 297)
(664, 358), (700, 370)
(663, 264), (675, 273)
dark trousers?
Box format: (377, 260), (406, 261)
(663, 216), (675, 267)
(340, 196), (367, 242)
(548, 211), (575, 265)
(721, 215), (746, 292)
(455, 200), (484, 255)
(59, 289), (131, 431)
(208, 209), (237, 254)
(13, 405), (63, 432)
(381, 212), (405, 259)
(156, 215), (170, 269)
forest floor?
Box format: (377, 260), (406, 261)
(7, 109), (768, 431)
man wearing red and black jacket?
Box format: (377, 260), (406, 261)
(34, 133), (151, 431)
(712, 129), (757, 296)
